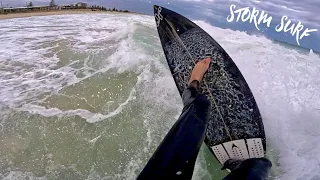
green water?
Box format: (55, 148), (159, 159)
(0, 73), (227, 179)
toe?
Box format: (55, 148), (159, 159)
(204, 58), (211, 64)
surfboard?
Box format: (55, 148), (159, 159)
(153, 5), (266, 166)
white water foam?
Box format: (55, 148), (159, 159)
(0, 13), (153, 122)
(196, 21), (320, 179)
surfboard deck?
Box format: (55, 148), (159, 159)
(153, 5), (266, 165)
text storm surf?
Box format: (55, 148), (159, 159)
(227, 4), (318, 46)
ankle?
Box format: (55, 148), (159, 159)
(189, 80), (200, 89)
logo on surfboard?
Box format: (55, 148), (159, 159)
(155, 6), (163, 27)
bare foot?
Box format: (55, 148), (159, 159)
(188, 57), (211, 88)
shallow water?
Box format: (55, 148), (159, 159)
(0, 13), (319, 179)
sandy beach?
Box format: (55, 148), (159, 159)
(0, 10), (137, 20)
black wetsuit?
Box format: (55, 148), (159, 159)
(137, 84), (272, 180)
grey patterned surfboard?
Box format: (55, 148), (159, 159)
(153, 5), (266, 165)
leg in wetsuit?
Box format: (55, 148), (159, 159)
(137, 82), (211, 180)
(137, 58), (271, 180)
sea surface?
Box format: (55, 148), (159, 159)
(0, 13), (320, 180)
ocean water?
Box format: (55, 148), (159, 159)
(0, 13), (319, 180)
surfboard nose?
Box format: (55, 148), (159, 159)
(154, 5), (159, 12)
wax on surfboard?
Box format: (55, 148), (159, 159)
(153, 5), (267, 166)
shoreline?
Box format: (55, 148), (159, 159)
(0, 10), (148, 20)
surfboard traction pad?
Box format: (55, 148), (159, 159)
(154, 5), (266, 164)
(212, 138), (264, 164)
